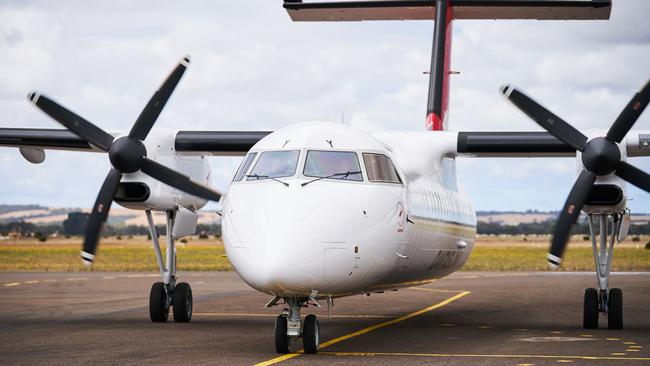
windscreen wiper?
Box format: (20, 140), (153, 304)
(301, 170), (362, 187)
(246, 174), (289, 187)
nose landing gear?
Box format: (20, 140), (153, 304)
(274, 298), (320, 354)
(583, 213), (623, 329)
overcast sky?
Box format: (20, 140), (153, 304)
(0, 0), (649, 212)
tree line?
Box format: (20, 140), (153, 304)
(477, 220), (650, 236)
(0, 212), (221, 238)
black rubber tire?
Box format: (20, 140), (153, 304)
(275, 315), (290, 354)
(173, 282), (193, 323)
(583, 287), (599, 329)
(303, 314), (319, 354)
(608, 288), (623, 329)
(149, 282), (169, 322)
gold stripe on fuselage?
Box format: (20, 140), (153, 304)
(411, 216), (476, 237)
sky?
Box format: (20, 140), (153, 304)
(0, 0), (649, 212)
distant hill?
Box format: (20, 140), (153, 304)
(1, 205), (647, 227)
(476, 211), (650, 226)
(0, 204), (220, 226)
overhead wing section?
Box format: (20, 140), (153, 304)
(283, 0), (612, 21)
(175, 131), (272, 156)
(0, 128), (271, 158)
(457, 131), (574, 157)
(456, 131), (650, 158)
(0, 128), (95, 151)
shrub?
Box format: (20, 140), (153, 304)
(116, 235), (122, 240)
(645, 241), (650, 250)
(583, 236), (590, 241)
(198, 232), (209, 239)
(632, 236), (640, 242)
(37, 235), (47, 242)
(180, 238), (188, 243)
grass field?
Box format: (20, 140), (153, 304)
(0, 235), (649, 272)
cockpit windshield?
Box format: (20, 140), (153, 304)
(247, 150), (299, 180)
(303, 150), (362, 181)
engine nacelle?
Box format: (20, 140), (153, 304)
(113, 130), (212, 211)
(577, 133), (628, 215)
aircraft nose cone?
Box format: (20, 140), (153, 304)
(224, 191), (323, 294)
(239, 227), (322, 293)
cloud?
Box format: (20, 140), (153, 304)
(0, 0), (649, 212)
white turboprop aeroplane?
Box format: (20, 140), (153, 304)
(1, 0), (649, 355)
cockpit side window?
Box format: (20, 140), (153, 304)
(363, 153), (402, 184)
(233, 152), (257, 182)
(303, 150), (363, 181)
(248, 150), (300, 180)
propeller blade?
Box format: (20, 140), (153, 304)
(606, 79), (650, 143)
(616, 161), (650, 194)
(128, 56), (190, 141)
(548, 170), (596, 269)
(501, 85), (588, 152)
(28, 92), (114, 152)
(81, 169), (122, 265)
(140, 158), (221, 202)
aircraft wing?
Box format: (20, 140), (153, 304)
(0, 128), (271, 160)
(456, 131), (650, 158)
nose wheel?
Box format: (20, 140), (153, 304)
(303, 314), (320, 354)
(274, 298), (320, 354)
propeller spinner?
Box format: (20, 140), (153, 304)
(28, 56), (221, 265)
(501, 79), (650, 268)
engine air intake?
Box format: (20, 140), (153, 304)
(114, 182), (150, 203)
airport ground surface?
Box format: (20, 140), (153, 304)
(0, 271), (648, 366)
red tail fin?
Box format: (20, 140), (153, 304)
(426, 0), (453, 131)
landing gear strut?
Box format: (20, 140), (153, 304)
(146, 209), (193, 323)
(274, 298), (320, 354)
(584, 213), (623, 329)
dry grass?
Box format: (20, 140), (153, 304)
(464, 246), (650, 271)
(0, 236), (231, 272)
(0, 235), (648, 272)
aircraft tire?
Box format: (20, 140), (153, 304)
(275, 315), (290, 354)
(583, 287), (599, 329)
(173, 282), (193, 323)
(607, 288), (623, 329)
(303, 314), (319, 354)
(150, 282), (169, 322)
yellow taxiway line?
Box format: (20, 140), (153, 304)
(254, 290), (471, 366)
(316, 351), (650, 362)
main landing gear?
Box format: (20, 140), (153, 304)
(146, 209), (193, 323)
(274, 298), (320, 354)
(583, 213), (623, 330)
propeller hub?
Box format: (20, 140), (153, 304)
(108, 137), (146, 173)
(581, 137), (621, 176)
